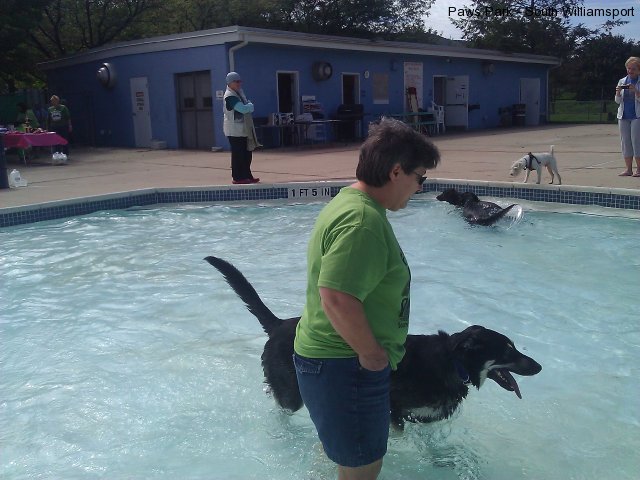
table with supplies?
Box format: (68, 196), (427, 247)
(2, 131), (68, 149)
(2, 131), (68, 165)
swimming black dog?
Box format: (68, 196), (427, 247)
(205, 256), (542, 429)
(436, 188), (517, 226)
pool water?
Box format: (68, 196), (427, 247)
(1, 200), (638, 479)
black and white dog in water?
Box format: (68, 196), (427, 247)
(436, 188), (517, 226)
(204, 256), (542, 429)
(509, 145), (562, 185)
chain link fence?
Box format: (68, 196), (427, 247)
(549, 100), (618, 123)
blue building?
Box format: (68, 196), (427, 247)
(39, 25), (559, 150)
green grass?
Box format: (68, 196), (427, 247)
(549, 100), (617, 123)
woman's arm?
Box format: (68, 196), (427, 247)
(233, 101), (254, 114)
(615, 81), (623, 104)
(319, 286), (389, 371)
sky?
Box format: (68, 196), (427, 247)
(425, 0), (639, 42)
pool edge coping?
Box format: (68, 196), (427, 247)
(2, 179), (639, 227)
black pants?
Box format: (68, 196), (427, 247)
(51, 125), (70, 155)
(228, 136), (253, 181)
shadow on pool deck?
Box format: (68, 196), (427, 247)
(1, 123), (639, 209)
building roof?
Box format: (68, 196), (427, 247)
(39, 25), (559, 70)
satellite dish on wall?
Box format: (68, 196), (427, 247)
(97, 62), (117, 88)
(312, 61), (333, 81)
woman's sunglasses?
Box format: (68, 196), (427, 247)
(412, 171), (427, 185)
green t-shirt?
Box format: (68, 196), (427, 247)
(16, 110), (39, 129)
(294, 187), (411, 369)
(48, 104), (70, 127)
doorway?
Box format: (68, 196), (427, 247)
(433, 76), (446, 107)
(277, 72), (299, 114)
(342, 73), (360, 105)
(176, 71), (214, 149)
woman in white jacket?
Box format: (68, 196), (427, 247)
(223, 72), (260, 184)
(615, 56), (640, 177)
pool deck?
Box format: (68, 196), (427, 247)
(1, 123), (639, 210)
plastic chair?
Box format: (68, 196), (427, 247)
(429, 101), (445, 134)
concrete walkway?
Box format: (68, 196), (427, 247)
(1, 124), (638, 209)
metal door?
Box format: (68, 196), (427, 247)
(130, 77), (152, 147)
(520, 78), (541, 126)
(176, 71), (214, 149)
(445, 75), (469, 128)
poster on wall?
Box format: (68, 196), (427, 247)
(403, 62), (424, 110)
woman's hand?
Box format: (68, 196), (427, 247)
(358, 348), (390, 372)
(319, 287), (389, 372)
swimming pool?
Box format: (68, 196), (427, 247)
(2, 199), (638, 479)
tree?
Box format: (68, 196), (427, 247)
(0, 0), (50, 91)
(158, 0), (436, 39)
(451, 0), (583, 59)
(30, 0), (164, 59)
(2, 0), (438, 91)
(564, 33), (640, 100)
(268, 0), (434, 36)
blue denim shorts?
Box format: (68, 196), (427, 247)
(293, 353), (391, 467)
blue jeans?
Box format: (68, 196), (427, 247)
(293, 353), (391, 467)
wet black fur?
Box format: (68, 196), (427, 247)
(436, 188), (517, 226)
(205, 256), (541, 428)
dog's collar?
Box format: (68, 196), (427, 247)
(526, 153), (540, 171)
(453, 359), (471, 385)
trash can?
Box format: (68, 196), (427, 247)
(498, 106), (512, 127)
(335, 104), (364, 141)
(254, 117), (281, 148)
(512, 104), (526, 126)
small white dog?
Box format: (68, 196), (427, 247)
(509, 146), (561, 185)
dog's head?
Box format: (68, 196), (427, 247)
(436, 188), (463, 205)
(437, 188), (480, 207)
(450, 325), (542, 398)
(509, 157), (527, 176)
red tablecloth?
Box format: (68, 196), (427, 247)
(2, 132), (68, 149)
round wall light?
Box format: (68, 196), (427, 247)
(312, 61), (333, 81)
(97, 62), (117, 88)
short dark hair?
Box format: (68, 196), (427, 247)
(356, 117), (440, 187)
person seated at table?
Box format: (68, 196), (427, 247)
(47, 95), (72, 156)
(15, 102), (40, 132)
(14, 102), (41, 162)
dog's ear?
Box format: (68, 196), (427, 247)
(450, 325), (485, 351)
(462, 192), (479, 202)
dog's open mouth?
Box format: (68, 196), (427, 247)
(488, 369), (522, 399)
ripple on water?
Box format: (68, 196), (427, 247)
(1, 202), (639, 479)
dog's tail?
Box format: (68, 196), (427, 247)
(475, 204), (517, 226)
(204, 256), (281, 335)
(550, 145), (554, 154)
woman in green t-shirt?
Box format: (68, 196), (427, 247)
(47, 95), (72, 156)
(293, 118), (441, 479)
